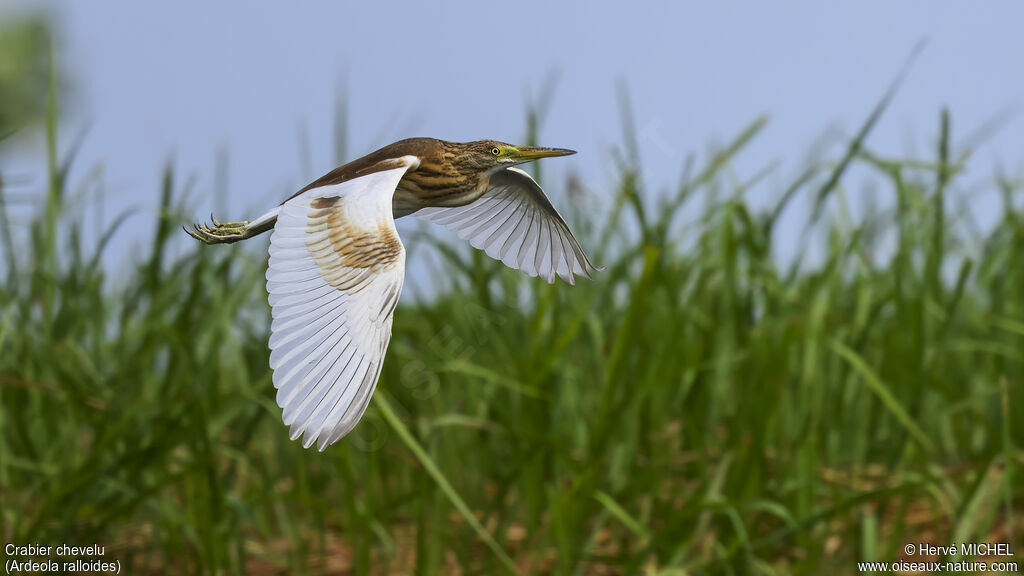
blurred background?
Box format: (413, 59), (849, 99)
(1, 1), (1021, 574)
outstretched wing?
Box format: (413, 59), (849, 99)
(414, 167), (600, 284)
(266, 157), (417, 451)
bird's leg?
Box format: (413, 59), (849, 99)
(185, 214), (255, 245)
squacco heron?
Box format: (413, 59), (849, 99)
(186, 138), (599, 450)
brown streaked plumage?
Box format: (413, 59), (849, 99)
(294, 138), (524, 216)
(185, 138), (599, 450)
(306, 196), (402, 272)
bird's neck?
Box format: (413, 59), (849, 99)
(396, 161), (490, 209)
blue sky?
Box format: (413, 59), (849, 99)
(1, 1), (1022, 271)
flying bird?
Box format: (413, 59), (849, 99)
(186, 138), (599, 451)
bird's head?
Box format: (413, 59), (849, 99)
(447, 140), (576, 175)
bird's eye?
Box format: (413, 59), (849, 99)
(491, 147), (501, 156)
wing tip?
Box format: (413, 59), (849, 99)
(291, 421), (358, 452)
(585, 263), (606, 278)
(552, 260), (604, 286)
(290, 426), (338, 452)
(316, 433), (333, 452)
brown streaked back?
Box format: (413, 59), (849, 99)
(286, 138), (446, 202)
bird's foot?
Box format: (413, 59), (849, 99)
(185, 214), (252, 244)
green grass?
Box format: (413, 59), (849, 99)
(1, 50), (1022, 575)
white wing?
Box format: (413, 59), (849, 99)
(266, 157), (417, 451)
(414, 167), (600, 284)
